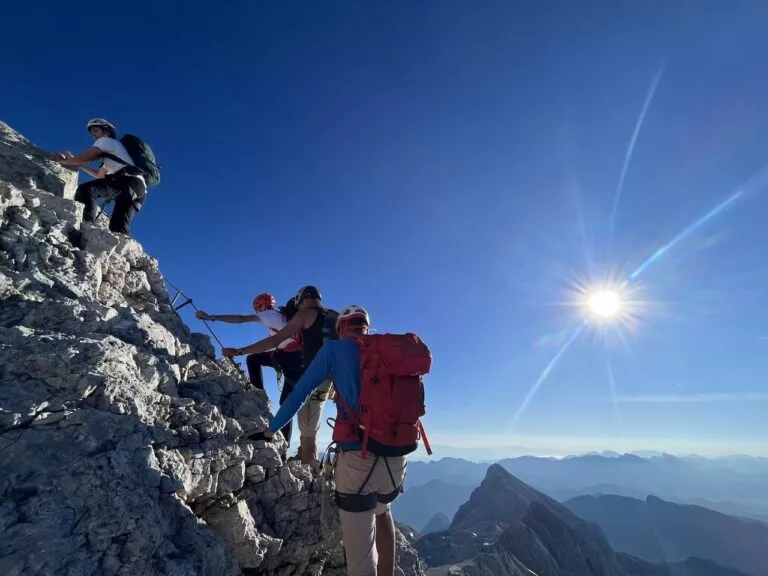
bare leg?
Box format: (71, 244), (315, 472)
(339, 508), (377, 576)
(300, 435), (317, 464)
(375, 510), (396, 576)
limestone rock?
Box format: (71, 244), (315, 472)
(0, 122), (339, 575)
(0, 121), (426, 576)
(0, 120), (79, 199)
(396, 527), (428, 576)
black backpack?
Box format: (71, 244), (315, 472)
(102, 134), (161, 188)
(322, 308), (339, 342)
(120, 134), (160, 188)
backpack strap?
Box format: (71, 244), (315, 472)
(101, 151), (144, 178)
(378, 456), (405, 503)
(101, 151), (129, 166)
(418, 420), (432, 456)
(334, 453), (380, 513)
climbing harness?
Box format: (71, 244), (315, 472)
(322, 410), (406, 512)
(332, 449), (404, 513)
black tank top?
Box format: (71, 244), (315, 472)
(301, 306), (338, 369)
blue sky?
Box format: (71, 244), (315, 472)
(5, 1), (768, 457)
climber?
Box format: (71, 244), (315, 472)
(249, 305), (411, 576)
(222, 285), (337, 465)
(197, 293), (302, 389)
(51, 119), (148, 236)
(196, 293), (303, 449)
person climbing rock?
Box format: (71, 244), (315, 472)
(223, 285), (337, 464)
(197, 293), (303, 449)
(51, 118), (159, 236)
(250, 305), (432, 576)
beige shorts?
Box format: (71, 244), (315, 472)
(334, 450), (407, 576)
(297, 378), (333, 438)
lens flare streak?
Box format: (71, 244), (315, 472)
(512, 322), (586, 427)
(628, 190), (743, 281)
(523, 158), (768, 434)
(629, 165), (768, 281)
(610, 62), (667, 237)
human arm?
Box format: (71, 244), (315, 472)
(268, 343), (333, 433)
(196, 310), (261, 324)
(53, 146), (103, 167)
(81, 165), (107, 179)
(222, 308), (311, 357)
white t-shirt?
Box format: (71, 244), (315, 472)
(255, 309), (298, 350)
(93, 137), (135, 175)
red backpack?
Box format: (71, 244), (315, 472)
(333, 333), (433, 459)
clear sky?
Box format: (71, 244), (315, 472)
(5, 1), (768, 457)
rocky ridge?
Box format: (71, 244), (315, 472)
(419, 465), (749, 576)
(0, 120), (425, 576)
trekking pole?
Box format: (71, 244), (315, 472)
(164, 278), (248, 380)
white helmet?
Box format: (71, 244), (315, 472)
(336, 305), (370, 334)
(86, 118), (116, 133)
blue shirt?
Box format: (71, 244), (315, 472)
(269, 339), (363, 450)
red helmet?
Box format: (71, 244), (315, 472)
(252, 293), (276, 312)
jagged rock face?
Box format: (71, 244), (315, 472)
(0, 120), (78, 200)
(417, 463), (584, 568)
(434, 501), (625, 576)
(397, 522), (421, 544)
(418, 464), (648, 576)
(396, 528), (427, 576)
(497, 501), (624, 576)
(450, 463), (563, 530)
(0, 122), (426, 576)
(415, 522), (506, 567)
(417, 464), (745, 576)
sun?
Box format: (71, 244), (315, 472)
(587, 289), (622, 319)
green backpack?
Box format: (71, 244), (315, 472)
(102, 134), (161, 188)
(120, 134), (161, 188)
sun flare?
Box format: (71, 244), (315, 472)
(587, 289), (622, 319)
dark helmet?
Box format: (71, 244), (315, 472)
(294, 285), (321, 305)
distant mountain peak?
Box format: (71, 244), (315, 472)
(565, 492), (768, 576)
(422, 513), (451, 534)
(484, 462), (509, 480)
(450, 462), (572, 532)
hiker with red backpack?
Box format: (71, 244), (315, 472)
(51, 118), (160, 236)
(196, 293), (303, 451)
(223, 285), (339, 465)
(249, 305), (432, 576)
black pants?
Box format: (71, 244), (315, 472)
(75, 172), (147, 236)
(246, 349), (303, 447)
(278, 377), (296, 447)
(246, 350), (303, 389)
